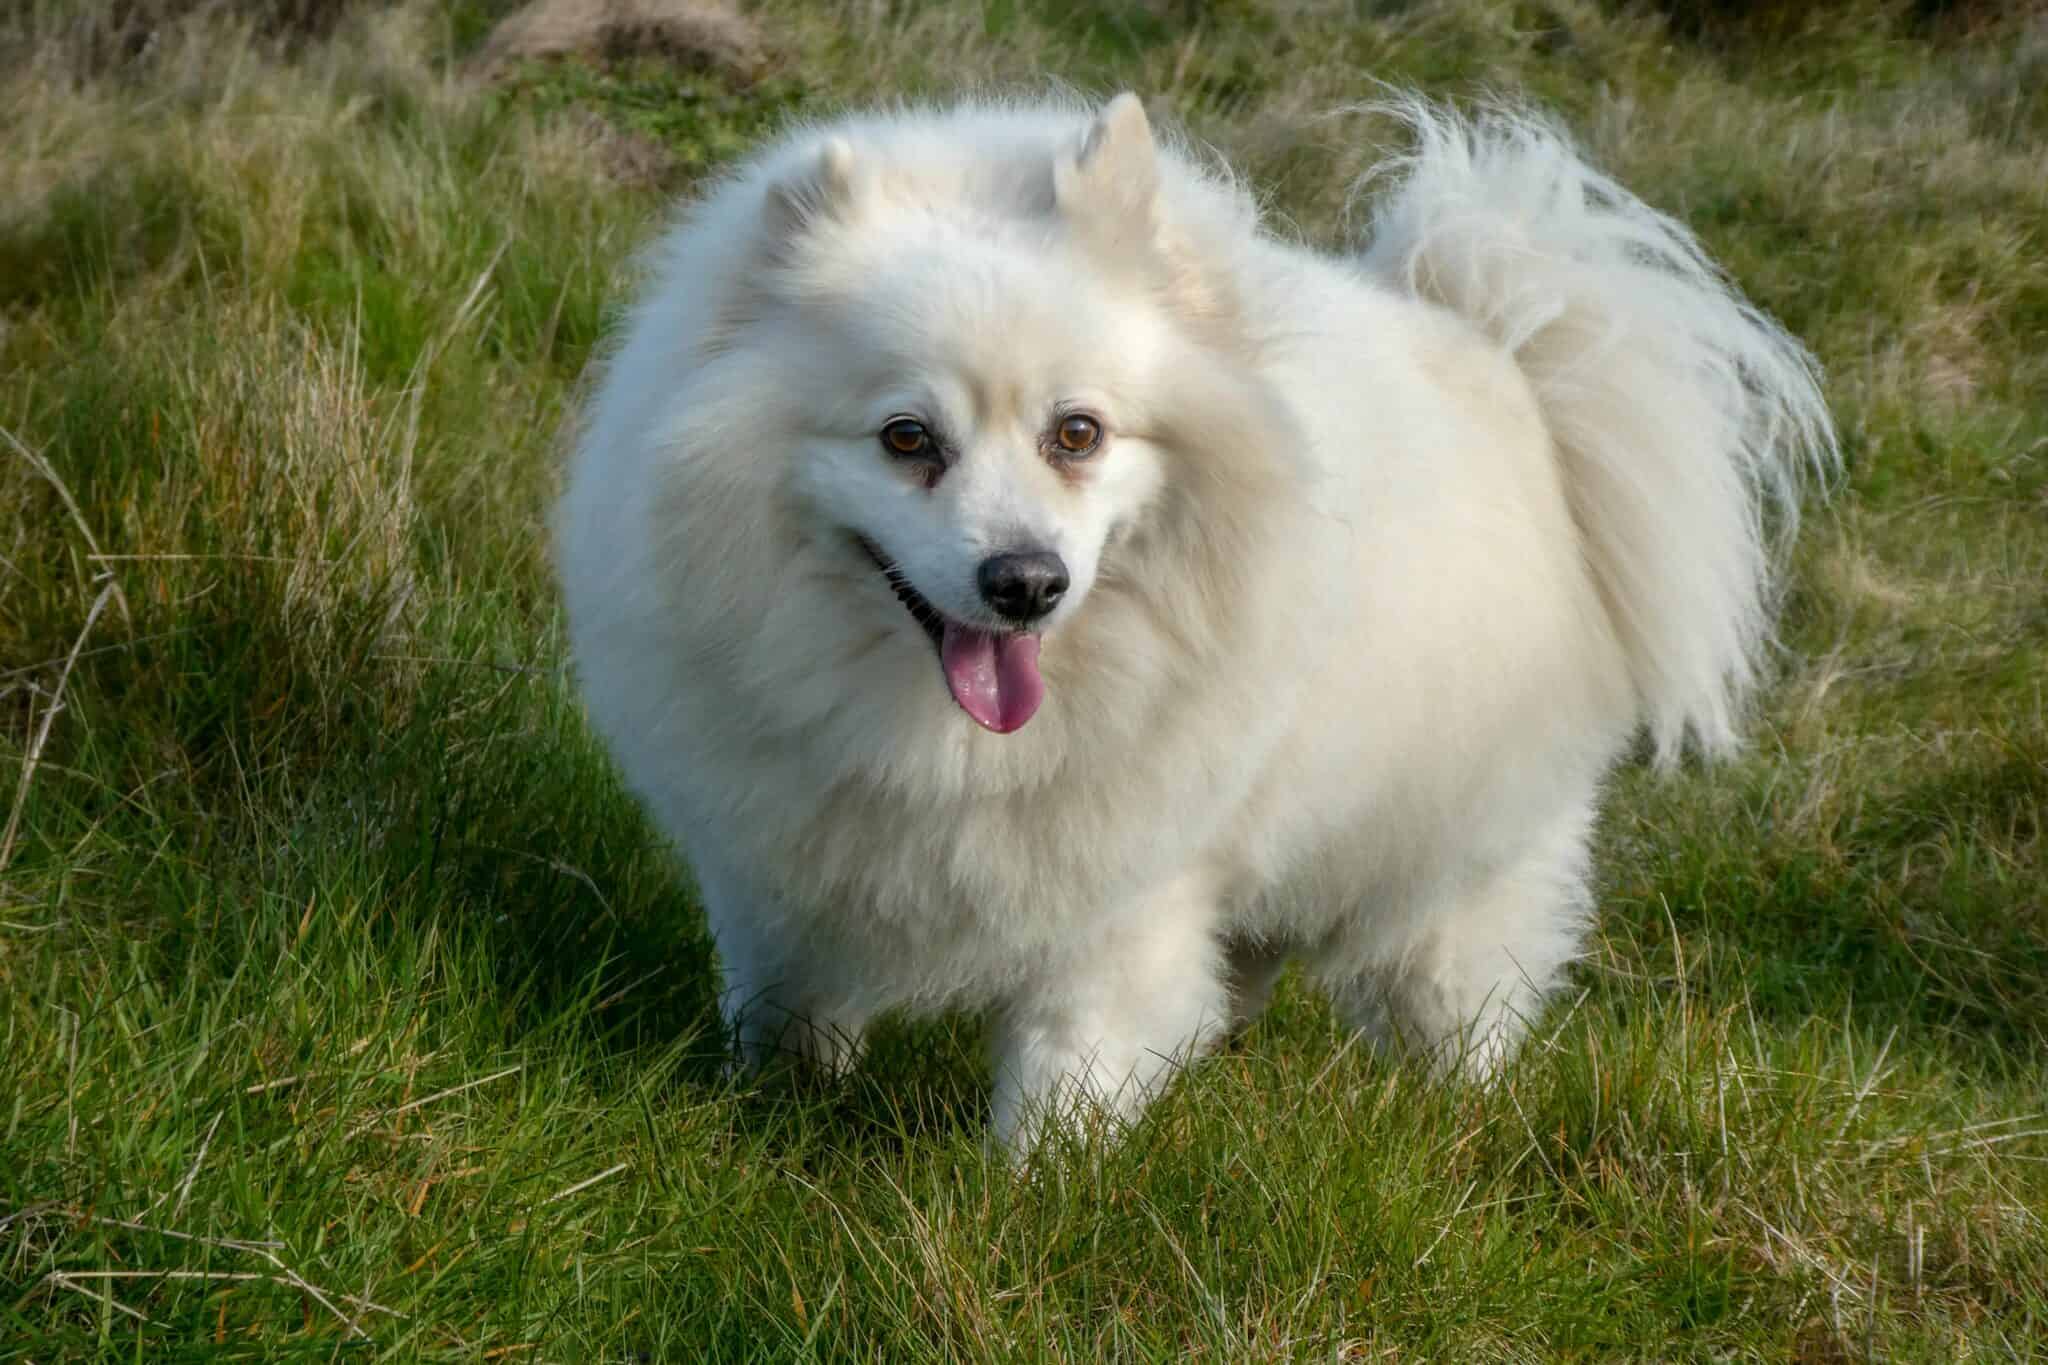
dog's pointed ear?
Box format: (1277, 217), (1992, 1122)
(1054, 93), (1159, 248)
(763, 137), (863, 241)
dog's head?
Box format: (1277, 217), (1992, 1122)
(719, 94), (1245, 735)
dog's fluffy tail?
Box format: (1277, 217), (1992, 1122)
(1358, 97), (1837, 762)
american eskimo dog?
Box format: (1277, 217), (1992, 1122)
(555, 92), (1833, 1150)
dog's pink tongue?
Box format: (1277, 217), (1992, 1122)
(940, 624), (1044, 733)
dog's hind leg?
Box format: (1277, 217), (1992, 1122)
(1313, 796), (1597, 1081)
(991, 870), (1231, 1154)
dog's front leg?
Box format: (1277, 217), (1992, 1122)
(693, 850), (870, 1077)
(990, 870), (1230, 1154)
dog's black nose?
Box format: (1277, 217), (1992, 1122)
(977, 551), (1069, 626)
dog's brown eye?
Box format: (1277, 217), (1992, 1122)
(880, 418), (930, 457)
(1055, 414), (1102, 455)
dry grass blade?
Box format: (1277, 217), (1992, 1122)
(46, 1268), (399, 1317)
(170, 1112), (224, 1222)
(83, 1213), (281, 1256)
(244, 1074), (304, 1094)
(60, 1213), (402, 1338)
(1, 424), (131, 628)
(0, 1201), (62, 1233)
(37, 1273), (155, 1325)
(343, 1065), (523, 1139)
(540, 1161), (630, 1205)
(0, 580), (115, 875)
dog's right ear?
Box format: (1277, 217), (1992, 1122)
(763, 137), (863, 242)
(1054, 93), (1160, 258)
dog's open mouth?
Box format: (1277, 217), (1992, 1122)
(857, 537), (1045, 735)
(861, 537), (947, 650)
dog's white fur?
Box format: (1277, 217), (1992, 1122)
(556, 92), (1834, 1149)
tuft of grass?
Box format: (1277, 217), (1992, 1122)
(3, 0), (2045, 1358)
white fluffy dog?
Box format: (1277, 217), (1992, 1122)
(556, 91), (1833, 1149)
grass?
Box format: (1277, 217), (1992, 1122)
(2, 0), (2044, 1357)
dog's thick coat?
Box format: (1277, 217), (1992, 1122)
(556, 93), (1833, 1148)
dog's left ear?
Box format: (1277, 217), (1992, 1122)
(1055, 93), (1160, 256)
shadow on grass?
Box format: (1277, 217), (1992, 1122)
(352, 653), (995, 1155)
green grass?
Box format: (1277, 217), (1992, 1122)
(3, 0), (2045, 1357)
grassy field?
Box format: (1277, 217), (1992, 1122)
(3, 0), (2045, 1357)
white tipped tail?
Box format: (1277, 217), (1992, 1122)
(1359, 98), (1837, 761)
